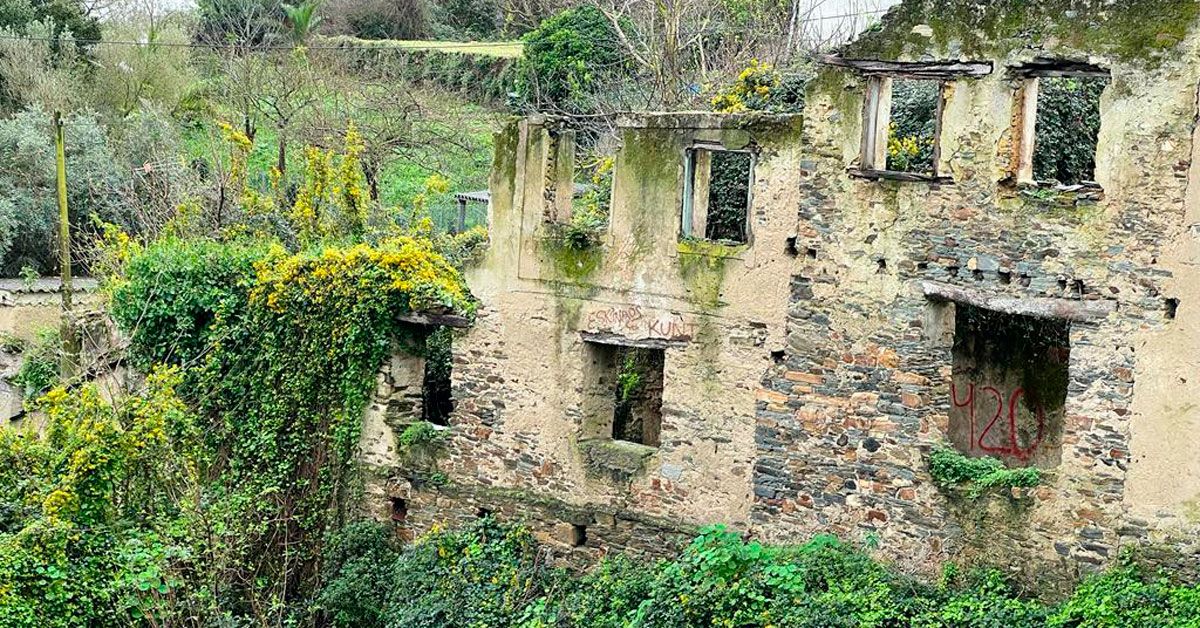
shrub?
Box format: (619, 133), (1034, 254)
(330, 0), (432, 39)
(383, 517), (553, 627)
(0, 106), (132, 276)
(433, 0), (500, 40)
(711, 60), (806, 114)
(516, 5), (627, 112)
(1049, 564), (1200, 627)
(317, 520), (402, 626)
(1034, 76), (1106, 185)
(108, 237), (266, 371)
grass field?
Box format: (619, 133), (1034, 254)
(318, 36), (524, 58)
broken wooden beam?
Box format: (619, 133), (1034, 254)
(820, 55), (993, 79)
(396, 311), (473, 328)
(921, 281), (1116, 322)
(848, 167), (955, 184)
(1008, 58), (1110, 79)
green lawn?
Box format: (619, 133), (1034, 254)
(318, 36), (524, 59)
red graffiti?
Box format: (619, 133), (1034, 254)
(950, 382), (1045, 461)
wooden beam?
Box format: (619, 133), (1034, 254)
(1009, 59), (1110, 79)
(848, 168), (954, 184)
(921, 281), (1116, 322)
(396, 311), (473, 328)
(821, 55), (993, 79)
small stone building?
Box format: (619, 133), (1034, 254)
(362, 0), (1200, 583)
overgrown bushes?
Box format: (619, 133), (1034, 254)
(516, 5), (628, 112)
(329, 38), (518, 102)
(315, 518), (1200, 627)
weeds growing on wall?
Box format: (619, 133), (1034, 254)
(929, 447), (1042, 498)
(316, 518), (1200, 627)
(711, 60), (806, 114)
(558, 155), (614, 250)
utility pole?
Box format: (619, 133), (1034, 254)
(53, 112), (79, 380)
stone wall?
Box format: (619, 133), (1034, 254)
(361, 113), (805, 557)
(358, 0), (1200, 583)
(750, 1), (1200, 582)
(0, 278), (105, 423)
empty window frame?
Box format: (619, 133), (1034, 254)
(682, 145), (754, 244)
(949, 303), (1069, 467)
(582, 342), (665, 447)
(1015, 70), (1109, 186)
(421, 328), (453, 426)
(862, 77), (945, 176)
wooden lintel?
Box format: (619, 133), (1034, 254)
(848, 167), (955, 184)
(396, 311), (473, 328)
(921, 281), (1116, 322)
(1009, 59), (1110, 79)
(820, 55), (993, 79)
(580, 331), (688, 349)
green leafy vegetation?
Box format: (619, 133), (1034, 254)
(11, 327), (59, 398)
(705, 150), (752, 243)
(315, 518), (1200, 627)
(929, 447), (1042, 498)
(517, 5), (628, 112)
(556, 154), (613, 250)
(887, 79), (938, 173)
(711, 59), (806, 114)
(1034, 76), (1107, 185)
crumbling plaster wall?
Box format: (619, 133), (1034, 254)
(1126, 79), (1200, 527)
(378, 114), (804, 554)
(750, 2), (1200, 581)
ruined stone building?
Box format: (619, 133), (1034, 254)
(356, 0), (1200, 581)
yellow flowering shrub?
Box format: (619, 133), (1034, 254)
(251, 237), (472, 316)
(289, 122), (372, 245)
(711, 59), (780, 113)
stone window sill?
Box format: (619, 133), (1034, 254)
(578, 438), (656, 483)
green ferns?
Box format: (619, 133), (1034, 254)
(929, 447), (1041, 498)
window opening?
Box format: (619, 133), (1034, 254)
(885, 79), (940, 174)
(421, 327), (453, 426)
(949, 303), (1069, 467)
(582, 342), (665, 447)
(390, 497), (408, 522)
(682, 146), (753, 245)
(1029, 75), (1106, 185)
(570, 524), (587, 547)
(611, 346), (665, 446)
(860, 76), (944, 176)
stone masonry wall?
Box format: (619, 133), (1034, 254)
(751, 2), (1200, 584)
(357, 1), (1200, 584)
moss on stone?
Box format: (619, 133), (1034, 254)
(544, 238), (603, 281)
(677, 239), (742, 309)
(845, 0), (1199, 65)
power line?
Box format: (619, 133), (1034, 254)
(0, 8), (892, 53)
(0, 33), (524, 52)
